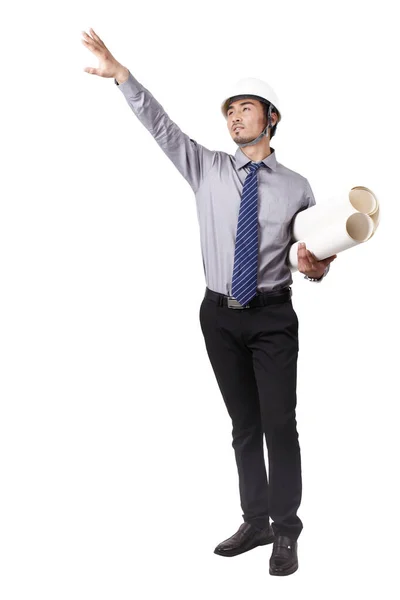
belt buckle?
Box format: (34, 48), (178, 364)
(227, 297), (249, 309)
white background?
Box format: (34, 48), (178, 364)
(1, 0), (399, 598)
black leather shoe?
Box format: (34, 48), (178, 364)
(214, 522), (275, 557)
(269, 535), (298, 576)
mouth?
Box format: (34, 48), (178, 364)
(233, 126), (244, 132)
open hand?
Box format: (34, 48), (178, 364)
(298, 242), (337, 279)
(81, 28), (122, 78)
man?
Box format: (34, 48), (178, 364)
(82, 28), (337, 576)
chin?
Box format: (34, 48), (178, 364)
(234, 135), (250, 143)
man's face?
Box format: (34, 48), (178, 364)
(226, 97), (277, 143)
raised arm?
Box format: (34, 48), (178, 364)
(82, 28), (215, 193)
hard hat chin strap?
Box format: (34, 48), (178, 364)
(236, 124), (269, 148)
(235, 103), (273, 148)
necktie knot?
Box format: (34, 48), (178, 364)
(248, 162), (262, 175)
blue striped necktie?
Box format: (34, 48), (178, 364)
(231, 162), (262, 306)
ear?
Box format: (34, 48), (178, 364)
(265, 114), (276, 130)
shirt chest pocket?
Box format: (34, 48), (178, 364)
(259, 196), (291, 227)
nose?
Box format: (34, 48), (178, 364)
(232, 119), (243, 126)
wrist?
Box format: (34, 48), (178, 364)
(305, 277), (322, 282)
(304, 272), (323, 282)
(115, 65), (129, 85)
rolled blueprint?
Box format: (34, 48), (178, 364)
(288, 186), (380, 272)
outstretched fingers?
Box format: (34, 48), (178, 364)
(82, 30), (105, 53)
(89, 28), (104, 45)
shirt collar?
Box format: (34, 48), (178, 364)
(235, 146), (277, 172)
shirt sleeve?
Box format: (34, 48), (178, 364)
(303, 178), (330, 281)
(303, 178), (316, 209)
(115, 71), (215, 193)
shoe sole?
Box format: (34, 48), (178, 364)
(269, 561), (299, 576)
(214, 534), (275, 557)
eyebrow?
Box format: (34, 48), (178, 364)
(227, 101), (256, 111)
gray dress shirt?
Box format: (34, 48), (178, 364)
(115, 71), (329, 295)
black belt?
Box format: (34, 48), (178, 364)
(204, 286), (292, 309)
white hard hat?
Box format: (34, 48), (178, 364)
(221, 77), (282, 122)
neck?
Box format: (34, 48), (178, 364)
(241, 139), (272, 162)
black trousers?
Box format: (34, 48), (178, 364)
(199, 287), (303, 540)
